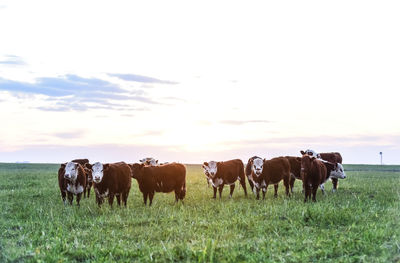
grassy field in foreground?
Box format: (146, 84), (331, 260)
(0, 163), (399, 262)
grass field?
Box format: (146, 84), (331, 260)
(0, 163), (399, 262)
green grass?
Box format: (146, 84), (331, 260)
(0, 163), (399, 262)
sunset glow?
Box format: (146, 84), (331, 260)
(1, 0), (399, 164)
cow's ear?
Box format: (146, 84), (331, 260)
(103, 164), (109, 170)
(156, 160), (159, 164)
(139, 159), (144, 163)
(85, 163), (92, 169)
(296, 157), (301, 162)
(300, 150), (305, 155)
(203, 162), (208, 167)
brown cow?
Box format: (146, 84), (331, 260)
(129, 162), (186, 206)
(202, 159), (247, 199)
(70, 159), (92, 198)
(301, 150), (345, 192)
(300, 155), (327, 202)
(250, 157), (291, 199)
(284, 156), (302, 193)
(58, 162), (87, 206)
(90, 162), (132, 207)
(245, 156), (261, 192)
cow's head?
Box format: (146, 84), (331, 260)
(139, 158), (159, 166)
(300, 149), (321, 159)
(202, 161), (218, 178)
(92, 162), (109, 183)
(251, 157), (264, 177)
(329, 163), (346, 179)
(300, 155), (315, 178)
(64, 162), (80, 181)
(129, 163), (145, 179)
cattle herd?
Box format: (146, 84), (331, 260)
(57, 149), (346, 207)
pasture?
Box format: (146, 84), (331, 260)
(0, 163), (399, 262)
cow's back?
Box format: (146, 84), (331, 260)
(107, 162), (132, 192)
(263, 157), (290, 184)
(219, 159), (244, 177)
(319, 152), (342, 164)
(144, 163), (186, 193)
(284, 156), (301, 178)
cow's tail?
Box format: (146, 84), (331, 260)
(180, 180), (186, 200)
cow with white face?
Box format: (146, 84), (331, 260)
(58, 161), (86, 206)
(91, 162), (132, 207)
(319, 162), (346, 194)
(301, 149), (321, 159)
(202, 159), (247, 199)
(139, 158), (159, 166)
(249, 158), (265, 195)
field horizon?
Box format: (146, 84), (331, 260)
(1, 163), (399, 262)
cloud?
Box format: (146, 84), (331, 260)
(109, 73), (179, 85)
(0, 55), (26, 66)
(0, 74), (162, 111)
(219, 120), (272, 125)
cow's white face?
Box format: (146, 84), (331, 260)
(140, 158), (158, 166)
(304, 149), (320, 158)
(330, 163), (346, 179)
(252, 158), (264, 177)
(202, 161), (218, 177)
(64, 162), (79, 181)
(92, 162), (104, 183)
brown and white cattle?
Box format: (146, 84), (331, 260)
(202, 159), (247, 199)
(70, 159), (92, 198)
(129, 162), (186, 206)
(250, 157), (291, 199)
(301, 150), (345, 192)
(245, 156), (261, 192)
(91, 162), (132, 207)
(300, 155), (327, 202)
(58, 162), (87, 206)
(139, 157), (159, 166)
(319, 161), (346, 194)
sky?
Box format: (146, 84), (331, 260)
(0, 0), (399, 164)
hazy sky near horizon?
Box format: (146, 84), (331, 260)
(0, 0), (399, 164)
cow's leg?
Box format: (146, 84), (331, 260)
(143, 192), (148, 205)
(76, 193), (82, 206)
(331, 178), (338, 192)
(304, 183), (309, 202)
(175, 191), (179, 202)
(274, 184), (279, 198)
(284, 177), (290, 197)
(229, 184), (235, 198)
(87, 185), (91, 198)
(122, 191), (129, 207)
(108, 193), (115, 207)
(67, 192), (73, 205)
(262, 186), (267, 200)
(83, 187), (87, 198)
(239, 175), (247, 196)
(213, 187), (217, 199)
(61, 191), (66, 205)
(312, 184), (318, 202)
(149, 192), (155, 206)
(289, 176), (295, 194)
(247, 177), (254, 193)
(116, 194), (121, 206)
(218, 185), (224, 199)
(256, 187), (260, 200)
(320, 184), (326, 195)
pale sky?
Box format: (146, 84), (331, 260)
(0, 0), (399, 164)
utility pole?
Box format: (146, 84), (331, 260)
(379, 152), (383, 165)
